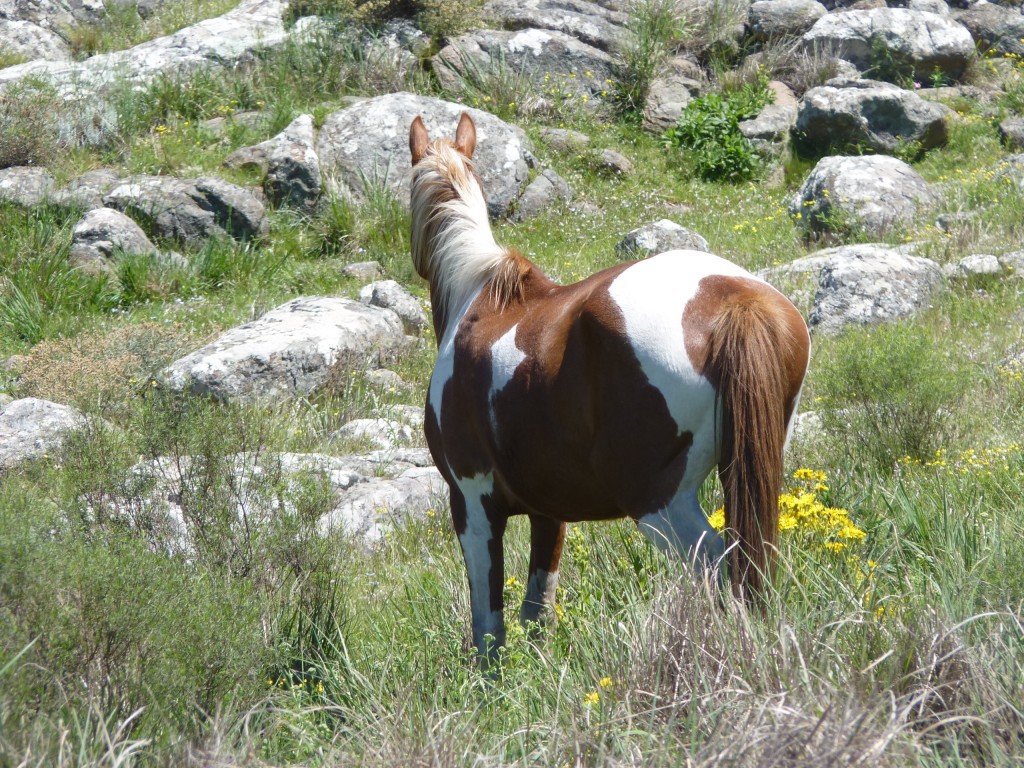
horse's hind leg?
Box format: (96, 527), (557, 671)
(636, 487), (726, 579)
(451, 480), (509, 666)
(520, 514), (565, 632)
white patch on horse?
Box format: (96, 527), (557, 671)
(457, 472), (505, 648)
(607, 251), (753, 437)
(488, 324), (526, 433)
(637, 487), (725, 570)
(521, 568), (558, 625)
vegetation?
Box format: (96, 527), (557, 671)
(1, 1), (1024, 766)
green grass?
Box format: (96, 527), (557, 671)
(1, 3), (1023, 765)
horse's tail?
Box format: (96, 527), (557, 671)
(705, 286), (808, 601)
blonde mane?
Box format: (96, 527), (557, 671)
(410, 141), (522, 337)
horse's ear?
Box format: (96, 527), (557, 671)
(410, 115), (430, 165)
(454, 112), (476, 159)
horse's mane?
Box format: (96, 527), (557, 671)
(410, 141), (523, 334)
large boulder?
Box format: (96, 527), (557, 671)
(513, 169), (573, 221)
(316, 92), (533, 219)
(806, 244), (943, 333)
(103, 175), (269, 246)
(800, 9), (975, 82)
(749, 0), (828, 41)
(0, 398), (86, 472)
(159, 297), (408, 401)
(790, 155), (938, 236)
(953, 4), (1024, 58)
(615, 219), (710, 259)
(225, 114), (322, 211)
(434, 28), (616, 108)
(0, 167), (55, 207)
(483, 0), (628, 52)
(642, 56), (705, 133)
(795, 78), (950, 155)
(69, 207), (162, 273)
(0, 19), (71, 62)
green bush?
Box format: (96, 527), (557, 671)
(816, 322), (972, 469)
(663, 74), (772, 181)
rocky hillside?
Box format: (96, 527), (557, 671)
(1, 0), (1023, 765)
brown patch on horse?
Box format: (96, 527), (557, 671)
(683, 275), (810, 598)
(436, 261), (694, 524)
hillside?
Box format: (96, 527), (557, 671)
(1, 0), (1023, 764)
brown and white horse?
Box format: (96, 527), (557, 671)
(409, 112), (810, 663)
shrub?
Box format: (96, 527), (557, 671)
(663, 70), (772, 181)
(816, 322), (971, 469)
(0, 89), (62, 169)
(613, 0), (689, 119)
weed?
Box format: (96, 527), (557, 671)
(613, 0), (689, 119)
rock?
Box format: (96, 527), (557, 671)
(224, 114), (321, 210)
(991, 154), (1024, 191)
(69, 207), (160, 272)
(642, 56), (705, 132)
(513, 169), (573, 220)
(332, 418), (416, 451)
(318, 466), (448, 544)
(364, 369), (413, 393)
(806, 244), (943, 333)
(943, 253), (1003, 278)
(0, 398), (86, 471)
(0, 166), (55, 207)
(999, 118), (1024, 150)
(358, 280), (427, 334)
(597, 148), (634, 174)
(0, 19), (70, 63)
(0, 0), (290, 100)
(434, 28), (615, 108)
(790, 155), (938, 236)
(159, 297), (407, 401)
(739, 101), (798, 156)
(800, 9), (975, 82)
(999, 250), (1024, 277)
(954, 3), (1024, 58)
(483, 0), (629, 52)
(52, 169), (122, 210)
(749, 0), (828, 41)
(103, 175), (269, 246)
(615, 219), (710, 259)
(316, 92), (533, 219)
(342, 261), (385, 281)
(907, 0), (949, 14)
(794, 78), (950, 155)
(539, 127), (591, 152)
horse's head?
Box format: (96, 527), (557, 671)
(408, 113), (493, 286)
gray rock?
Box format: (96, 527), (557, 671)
(0, 19), (70, 62)
(739, 101), (798, 155)
(364, 368), (413, 393)
(907, 0), (950, 15)
(954, 3), (1024, 58)
(790, 155), (938, 236)
(999, 249), (1024, 277)
(0, 398), (86, 472)
(800, 9), (975, 82)
(159, 296), (407, 401)
(999, 117), (1024, 150)
(69, 207), (159, 272)
(513, 169), (572, 221)
(224, 115), (321, 210)
(358, 280), (427, 334)
(103, 175), (269, 246)
(795, 78), (950, 155)
(52, 169), (122, 210)
(0, 166), (54, 207)
(991, 154), (1024, 190)
(483, 0), (629, 52)
(318, 466), (448, 544)
(0, 0), (290, 100)
(615, 219), (711, 259)
(749, 0), (828, 40)
(642, 56), (705, 132)
(539, 127), (591, 152)
(0, 0), (105, 28)
(806, 244), (943, 333)
(342, 261), (385, 281)
(597, 148), (634, 174)
(434, 28), (615, 108)
(332, 418), (416, 451)
(317, 92), (533, 219)
(943, 253), (1002, 278)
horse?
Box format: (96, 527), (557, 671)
(408, 112), (810, 664)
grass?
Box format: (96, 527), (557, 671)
(1, 1), (1024, 765)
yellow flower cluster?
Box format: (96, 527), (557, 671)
(899, 444), (1024, 478)
(707, 469), (865, 552)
